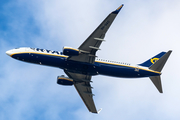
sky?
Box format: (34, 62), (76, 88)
(0, 0), (180, 119)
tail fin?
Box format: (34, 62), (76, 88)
(139, 52), (166, 67)
(149, 50), (172, 93)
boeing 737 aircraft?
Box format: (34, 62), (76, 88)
(6, 4), (172, 113)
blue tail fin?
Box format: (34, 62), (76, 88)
(138, 52), (166, 67)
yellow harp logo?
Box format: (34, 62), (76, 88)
(151, 58), (159, 64)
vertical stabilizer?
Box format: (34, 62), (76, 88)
(139, 52), (166, 67)
(149, 76), (163, 93)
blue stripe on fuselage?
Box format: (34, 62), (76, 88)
(95, 61), (160, 78)
(11, 52), (160, 78)
(11, 52), (98, 75)
(11, 52), (67, 68)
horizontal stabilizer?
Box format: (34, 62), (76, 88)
(149, 50), (172, 72)
(149, 76), (163, 93)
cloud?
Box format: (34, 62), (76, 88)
(1, 0), (180, 120)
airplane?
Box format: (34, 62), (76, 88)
(6, 4), (172, 114)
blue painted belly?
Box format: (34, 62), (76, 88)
(12, 53), (160, 78)
(96, 62), (159, 78)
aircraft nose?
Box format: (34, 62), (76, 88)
(6, 50), (13, 56)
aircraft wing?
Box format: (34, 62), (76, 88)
(68, 4), (124, 64)
(64, 70), (98, 113)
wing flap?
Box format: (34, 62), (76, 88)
(68, 5), (124, 64)
(79, 4), (124, 52)
(74, 82), (97, 113)
(64, 70), (98, 113)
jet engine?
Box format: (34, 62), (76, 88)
(57, 75), (73, 86)
(63, 46), (79, 56)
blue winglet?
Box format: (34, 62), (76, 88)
(112, 4), (124, 14)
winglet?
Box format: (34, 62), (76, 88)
(112, 4), (124, 14)
(97, 108), (102, 114)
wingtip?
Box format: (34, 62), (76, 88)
(112, 4), (124, 14)
(117, 4), (124, 10)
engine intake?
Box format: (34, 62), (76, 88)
(57, 76), (73, 86)
(63, 46), (79, 56)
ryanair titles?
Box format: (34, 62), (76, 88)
(31, 48), (62, 55)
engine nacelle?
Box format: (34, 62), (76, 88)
(57, 76), (73, 86)
(63, 46), (79, 56)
